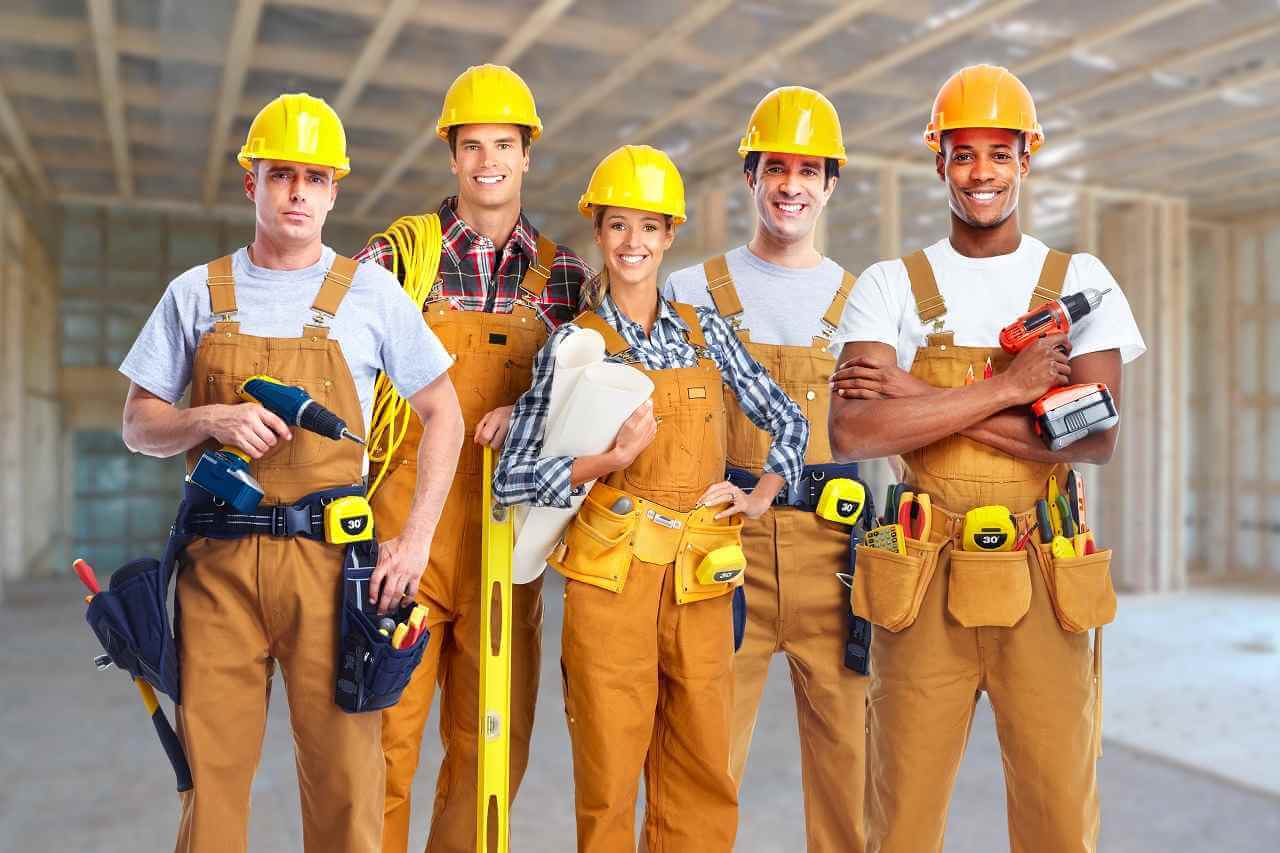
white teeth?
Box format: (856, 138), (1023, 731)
(476, 175), (504, 184)
(619, 254), (645, 264)
(777, 202), (803, 213)
(970, 191), (996, 200)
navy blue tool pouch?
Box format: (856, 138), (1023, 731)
(731, 585), (747, 652)
(843, 489), (876, 675)
(336, 540), (429, 713)
(84, 521), (190, 703)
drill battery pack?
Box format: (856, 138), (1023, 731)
(1032, 383), (1119, 451)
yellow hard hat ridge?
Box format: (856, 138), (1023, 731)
(924, 64), (1043, 153)
(739, 86), (847, 165)
(238, 93), (351, 179)
(437, 64), (543, 141)
(578, 145), (687, 224)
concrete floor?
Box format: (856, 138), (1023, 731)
(3, 573), (1278, 852)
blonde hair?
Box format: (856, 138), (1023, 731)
(583, 206), (674, 311)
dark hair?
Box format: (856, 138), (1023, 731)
(447, 125), (533, 155)
(743, 151), (840, 185)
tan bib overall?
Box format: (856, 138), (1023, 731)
(372, 235), (556, 853)
(702, 255), (867, 853)
(175, 255), (382, 853)
(548, 303), (741, 853)
(858, 249), (1113, 853)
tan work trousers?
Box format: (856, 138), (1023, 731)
(561, 558), (737, 853)
(866, 528), (1099, 853)
(379, 474), (544, 853)
(732, 506), (867, 852)
(174, 535), (384, 853)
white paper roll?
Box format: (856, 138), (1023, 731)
(511, 330), (653, 584)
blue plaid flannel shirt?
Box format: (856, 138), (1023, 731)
(493, 294), (809, 508)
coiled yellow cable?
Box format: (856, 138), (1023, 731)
(366, 213), (443, 499)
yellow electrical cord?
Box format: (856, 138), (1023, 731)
(365, 213), (444, 499)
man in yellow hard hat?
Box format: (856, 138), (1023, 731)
(355, 64), (592, 853)
(118, 93), (463, 852)
(828, 65), (1145, 852)
(663, 85), (867, 851)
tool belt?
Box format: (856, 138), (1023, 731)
(177, 482), (363, 539)
(727, 462), (861, 510)
(548, 481), (744, 605)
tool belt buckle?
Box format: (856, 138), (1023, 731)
(271, 504), (313, 537)
(646, 508), (683, 530)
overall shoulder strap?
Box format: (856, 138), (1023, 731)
(572, 309), (631, 357)
(902, 249), (946, 325)
(819, 269), (856, 336)
(1030, 249), (1070, 310)
(671, 301), (708, 348)
(206, 255), (237, 323)
(702, 255), (747, 339)
(307, 255), (357, 332)
(520, 234), (557, 298)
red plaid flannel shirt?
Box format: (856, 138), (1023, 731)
(355, 196), (592, 331)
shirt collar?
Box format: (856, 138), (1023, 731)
(439, 195), (539, 261)
(599, 292), (688, 334)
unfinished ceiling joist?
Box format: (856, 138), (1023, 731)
(843, 0), (1205, 148)
(354, 0), (577, 217)
(202, 0), (266, 207)
(331, 0), (420, 115)
(86, 0), (132, 198)
(0, 80), (49, 197)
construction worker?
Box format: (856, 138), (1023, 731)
(118, 93), (463, 852)
(494, 144), (808, 852)
(828, 65), (1145, 853)
(355, 64), (592, 853)
(663, 85), (865, 852)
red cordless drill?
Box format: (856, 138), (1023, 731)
(999, 287), (1118, 450)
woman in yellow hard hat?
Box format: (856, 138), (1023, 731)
(494, 145), (809, 852)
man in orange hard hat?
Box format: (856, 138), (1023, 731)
(664, 85), (868, 851)
(355, 64), (592, 853)
(828, 65), (1145, 852)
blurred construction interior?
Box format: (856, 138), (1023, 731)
(0, 0), (1277, 850)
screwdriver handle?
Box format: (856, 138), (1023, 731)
(73, 557), (102, 596)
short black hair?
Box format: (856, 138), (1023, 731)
(744, 151), (839, 185)
(447, 125), (533, 156)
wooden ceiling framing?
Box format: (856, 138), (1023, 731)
(0, 0), (1276, 233)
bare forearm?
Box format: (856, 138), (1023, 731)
(961, 410), (1116, 464)
(570, 450), (626, 488)
(399, 409), (463, 547)
(830, 380), (1019, 461)
(123, 398), (211, 457)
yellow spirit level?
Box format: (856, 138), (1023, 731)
(478, 447), (513, 853)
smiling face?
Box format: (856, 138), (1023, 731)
(244, 159), (337, 248)
(937, 127), (1029, 229)
(594, 206), (676, 291)
(747, 151), (836, 245)
(450, 123), (529, 211)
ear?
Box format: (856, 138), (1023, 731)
(821, 174), (838, 204)
(450, 153), (459, 176)
(522, 145), (531, 174)
(327, 179), (338, 211)
(244, 169), (256, 202)
(743, 169), (756, 193)
(662, 224), (677, 250)
(935, 151), (946, 182)
(1019, 148), (1031, 179)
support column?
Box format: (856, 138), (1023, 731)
(0, 180), (17, 597)
(698, 181), (729, 254)
(879, 165), (901, 260)
(1019, 177), (1035, 236)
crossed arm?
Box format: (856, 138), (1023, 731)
(827, 337), (1122, 466)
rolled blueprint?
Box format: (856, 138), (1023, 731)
(512, 328), (653, 583)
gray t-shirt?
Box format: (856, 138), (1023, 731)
(663, 245), (847, 347)
(119, 245), (451, 432)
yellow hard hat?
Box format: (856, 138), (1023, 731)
(578, 145), (686, 224)
(436, 64), (543, 141)
(738, 86), (847, 165)
(238, 93), (350, 179)
(924, 64), (1043, 154)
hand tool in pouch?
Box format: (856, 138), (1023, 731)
(73, 558), (193, 792)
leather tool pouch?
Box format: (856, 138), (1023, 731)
(548, 491), (637, 593)
(674, 513), (744, 605)
(851, 536), (941, 632)
(335, 540), (429, 713)
(1035, 544), (1117, 633)
(946, 549), (1033, 628)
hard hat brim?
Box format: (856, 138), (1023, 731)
(238, 152), (351, 180)
(737, 139), (848, 166)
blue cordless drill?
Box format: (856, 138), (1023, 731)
(188, 375), (366, 511)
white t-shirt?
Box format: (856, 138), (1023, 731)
(662, 245), (847, 347)
(831, 235), (1146, 369)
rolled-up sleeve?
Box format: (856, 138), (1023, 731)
(493, 325), (579, 507)
(697, 308), (809, 489)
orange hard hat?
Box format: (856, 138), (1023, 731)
(923, 65), (1043, 154)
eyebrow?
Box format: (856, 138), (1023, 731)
(459, 136), (518, 146)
